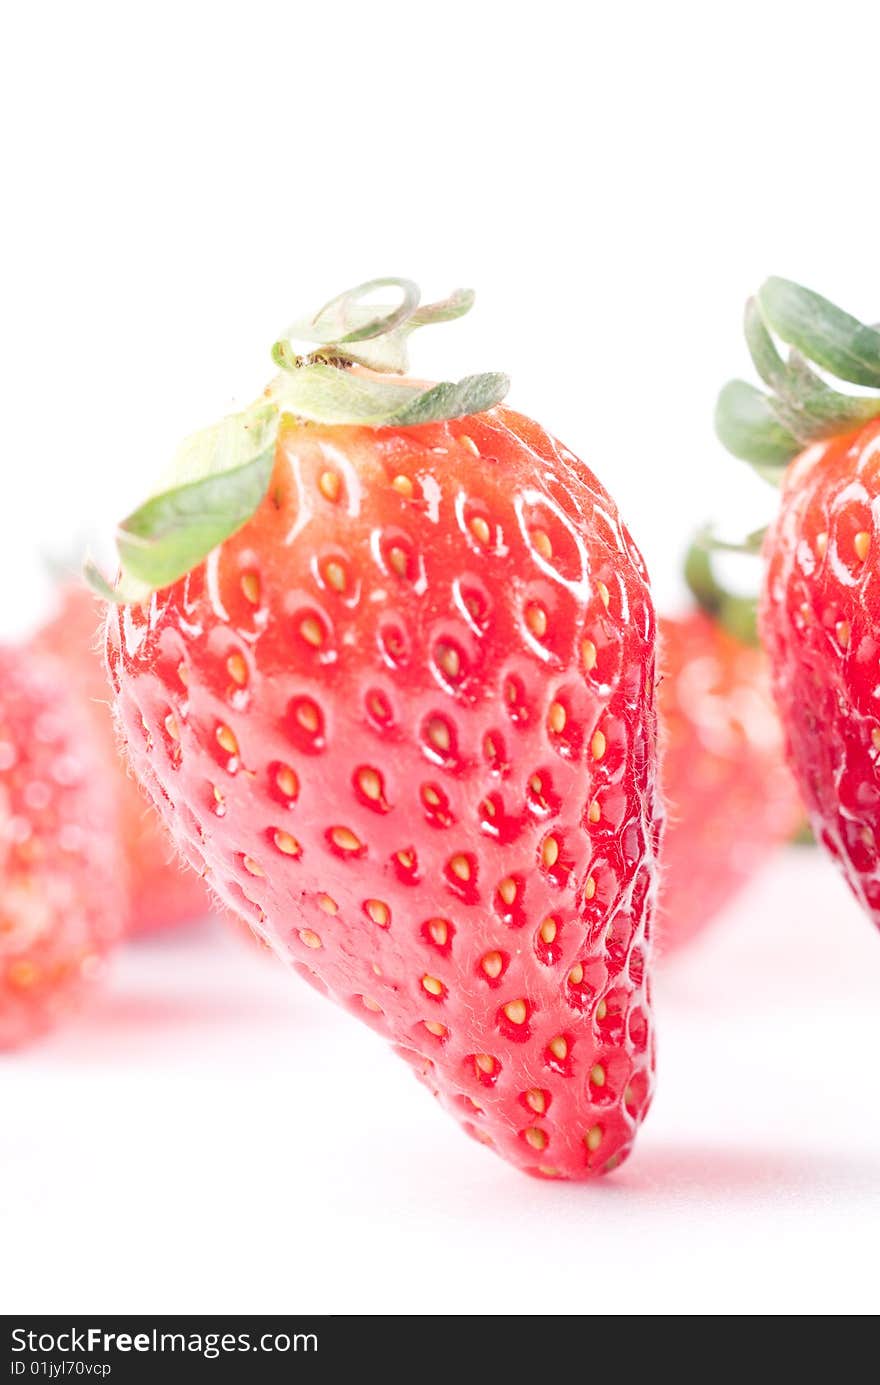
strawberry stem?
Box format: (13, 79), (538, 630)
(684, 536), (758, 646)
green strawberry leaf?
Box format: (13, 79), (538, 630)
(714, 379), (800, 478)
(744, 299), (880, 441)
(268, 364), (509, 426)
(758, 277), (880, 389)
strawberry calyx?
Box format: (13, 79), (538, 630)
(683, 535), (758, 646)
(85, 280), (509, 603)
(715, 278), (880, 484)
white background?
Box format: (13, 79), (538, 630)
(2, 0), (879, 1317)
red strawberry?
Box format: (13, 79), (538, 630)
(656, 547), (801, 952)
(716, 279), (880, 927)
(0, 646), (125, 1047)
(96, 281), (660, 1179)
(34, 584), (212, 934)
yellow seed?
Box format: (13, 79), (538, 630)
(396, 848), (416, 870)
(525, 603), (548, 638)
(319, 470), (340, 502)
(526, 1089), (546, 1115)
(274, 829), (300, 856)
(503, 998), (527, 1025)
(481, 951), (503, 979)
(548, 1035), (568, 1060)
(296, 702), (320, 733)
(227, 653), (247, 686)
(469, 515), (491, 545)
(539, 917), (557, 944)
(388, 546), (409, 577)
(480, 797), (496, 819)
(299, 616), (325, 648)
(568, 962), (584, 985)
(542, 835), (559, 868)
(392, 474), (414, 498)
(299, 929), (322, 949)
(591, 729), (607, 761)
(8, 960), (39, 989)
(624, 1084), (635, 1108)
(449, 854), (471, 881)
(596, 999), (607, 1021)
(531, 528), (552, 559)
(588, 799), (600, 824)
(475, 1054), (496, 1075)
(422, 974), (444, 997)
(525, 1127), (548, 1151)
(165, 714), (180, 742)
(537, 1165), (559, 1178)
(422, 785), (442, 808)
(276, 765), (299, 799)
(424, 1021), (447, 1037)
(427, 718), (451, 752)
(596, 580), (610, 609)
(484, 734), (499, 761)
(362, 996), (382, 1013)
(240, 572), (261, 604)
(216, 724), (238, 754)
(590, 1063), (606, 1087)
(357, 767), (382, 801)
(584, 875), (597, 901)
(498, 877), (517, 906)
(855, 530), (871, 561)
(177, 662), (189, 687)
(871, 728), (880, 752)
(242, 855), (264, 877)
(317, 894), (338, 914)
(428, 919), (449, 946)
(324, 560), (346, 592)
(582, 638), (597, 672)
(366, 899), (390, 927)
(213, 785), (225, 808)
(816, 532), (828, 558)
(459, 434), (480, 456)
(836, 620), (850, 649)
(330, 826), (361, 853)
(548, 701), (566, 734)
(585, 1125), (603, 1153)
(437, 644), (461, 678)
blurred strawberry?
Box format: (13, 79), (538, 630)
(0, 647), (125, 1046)
(35, 584), (211, 934)
(656, 544), (802, 953)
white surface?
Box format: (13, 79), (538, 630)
(2, 0), (880, 1320)
(3, 850), (879, 1316)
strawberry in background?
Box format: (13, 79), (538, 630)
(35, 584), (212, 934)
(0, 647), (125, 1047)
(94, 279), (661, 1180)
(655, 543), (802, 954)
(716, 280), (880, 930)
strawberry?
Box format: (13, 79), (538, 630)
(94, 280), (660, 1179)
(0, 646), (125, 1047)
(656, 546), (802, 953)
(34, 584), (212, 934)
(716, 278), (880, 927)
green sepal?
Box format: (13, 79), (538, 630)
(758, 277), (880, 389)
(683, 535), (759, 646)
(266, 364), (509, 427)
(714, 380), (800, 479)
(278, 281), (477, 374)
(84, 278), (509, 602)
(744, 299), (880, 442)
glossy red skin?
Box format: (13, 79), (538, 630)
(106, 404), (660, 1179)
(762, 417), (880, 925)
(0, 648), (125, 1047)
(35, 586), (212, 934)
(656, 611), (802, 954)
